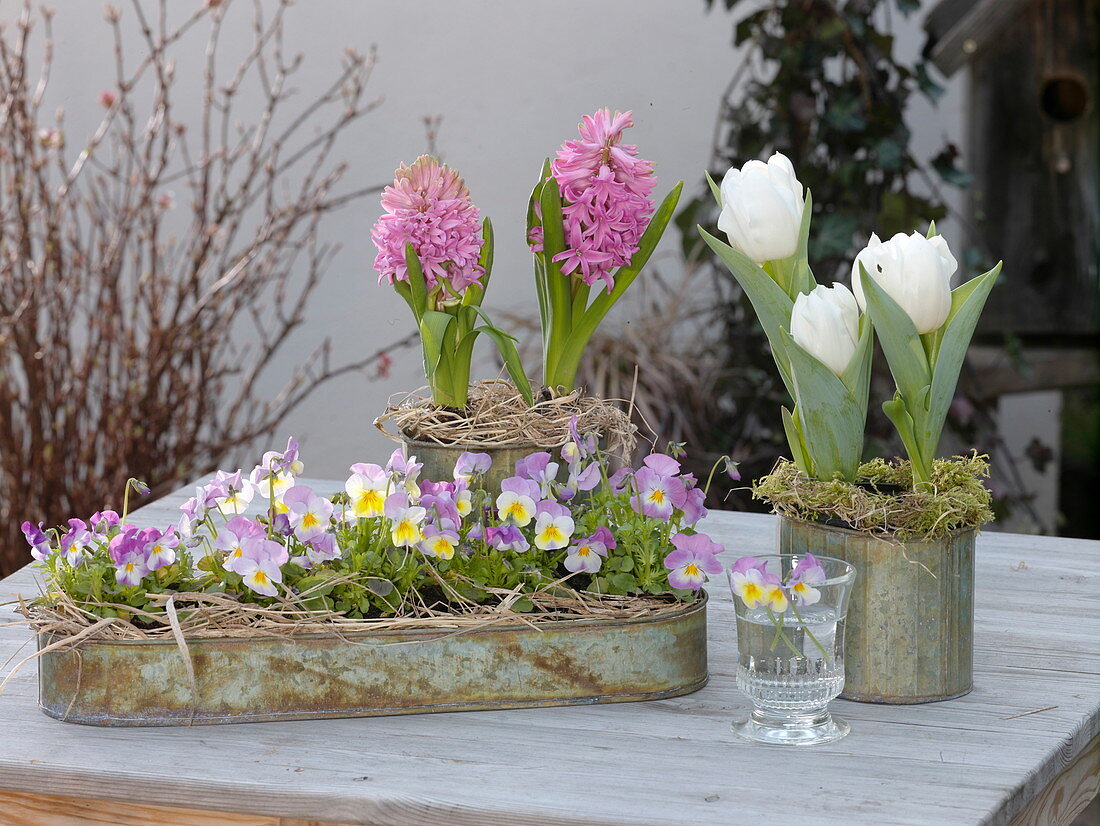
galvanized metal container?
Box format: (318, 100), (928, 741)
(37, 594), (708, 726)
(778, 516), (975, 704)
(401, 437), (542, 493)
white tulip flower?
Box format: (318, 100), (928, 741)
(717, 152), (805, 264)
(790, 283), (861, 377)
(851, 231), (957, 334)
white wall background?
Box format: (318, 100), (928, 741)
(2, 0), (966, 479)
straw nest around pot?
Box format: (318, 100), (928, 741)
(375, 379), (638, 460)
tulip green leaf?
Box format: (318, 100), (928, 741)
(840, 314), (875, 400)
(883, 393), (931, 486)
(781, 328), (865, 481)
(857, 262), (930, 403)
(781, 406), (812, 477)
(699, 227), (796, 397)
(922, 261), (1001, 459)
(705, 170), (722, 208)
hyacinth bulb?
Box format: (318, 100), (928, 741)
(531, 109), (657, 292)
(371, 155), (485, 295)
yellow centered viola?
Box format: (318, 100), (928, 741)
(392, 520), (421, 546)
(301, 512), (319, 530)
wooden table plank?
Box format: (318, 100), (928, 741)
(0, 485), (1097, 826)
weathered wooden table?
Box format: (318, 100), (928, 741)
(0, 482), (1097, 826)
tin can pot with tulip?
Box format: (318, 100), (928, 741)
(778, 515), (974, 703)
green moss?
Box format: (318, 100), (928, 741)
(752, 453), (995, 539)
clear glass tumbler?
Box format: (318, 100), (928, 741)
(728, 553), (856, 746)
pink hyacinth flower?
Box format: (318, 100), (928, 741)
(532, 109), (657, 292)
(371, 155), (485, 296)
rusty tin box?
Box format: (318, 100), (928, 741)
(37, 594), (708, 726)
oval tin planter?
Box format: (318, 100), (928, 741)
(401, 437), (542, 493)
(38, 594), (708, 727)
(778, 516), (975, 704)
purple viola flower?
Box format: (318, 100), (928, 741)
(419, 522), (460, 560)
(558, 461), (601, 502)
(788, 552), (827, 606)
(108, 527), (149, 587)
(643, 453), (682, 479)
(496, 477), (539, 527)
(142, 527), (179, 571)
(562, 416), (598, 466)
(421, 491), (461, 527)
(680, 485), (708, 527)
(453, 452), (492, 481)
(590, 526), (617, 550)
(723, 457), (742, 482)
(305, 532), (340, 565)
(515, 452), (559, 498)
(385, 447), (422, 484)
(607, 467), (633, 495)
(216, 515), (267, 569)
(564, 535), (609, 574)
(730, 555), (768, 576)
(282, 485), (334, 542)
(629, 466), (686, 520)
(22, 521), (53, 562)
(198, 480), (228, 511)
(484, 524), (530, 553)
(419, 479), (454, 497)
(663, 532), (723, 591)
(89, 510), (121, 535)
(227, 533), (289, 577)
(536, 499), (570, 519)
(60, 519), (93, 567)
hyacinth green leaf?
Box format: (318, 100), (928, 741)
(705, 170), (722, 208)
(526, 159), (551, 239)
(780, 406), (813, 477)
(539, 175), (571, 382)
(781, 328), (864, 481)
(547, 183), (683, 390)
(470, 325), (534, 407)
(921, 261), (1001, 461)
(699, 227), (796, 397)
(572, 280), (591, 327)
(467, 305), (534, 406)
(857, 262), (930, 403)
(392, 280), (419, 322)
(462, 217), (494, 308)
(404, 243), (428, 321)
(418, 310), (454, 381)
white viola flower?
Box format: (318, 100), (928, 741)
(789, 282), (861, 376)
(851, 231), (957, 335)
(717, 152), (805, 264)
(345, 462), (389, 520)
(496, 490), (537, 527)
(384, 493), (426, 548)
(283, 485), (334, 542)
(533, 511), (574, 551)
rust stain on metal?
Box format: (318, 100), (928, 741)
(38, 594), (709, 726)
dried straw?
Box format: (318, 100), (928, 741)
(15, 579), (687, 644)
(375, 379), (637, 459)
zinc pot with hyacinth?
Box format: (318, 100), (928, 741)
(14, 432), (727, 725)
(370, 156), (544, 491)
(700, 153), (1000, 704)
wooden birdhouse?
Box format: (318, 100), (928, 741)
(925, 0), (1098, 341)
